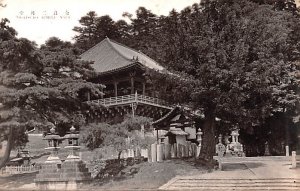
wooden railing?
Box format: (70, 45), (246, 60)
(90, 93), (172, 109)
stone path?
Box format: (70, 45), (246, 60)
(159, 156), (300, 190)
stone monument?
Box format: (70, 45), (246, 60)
(215, 135), (226, 157)
(264, 141), (271, 156)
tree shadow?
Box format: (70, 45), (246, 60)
(222, 162), (265, 171)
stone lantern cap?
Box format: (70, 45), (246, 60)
(64, 126), (79, 139)
(19, 150), (31, 159)
(64, 133), (80, 139)
(43, 134), (61, 140)
(43, 127), (62, 140)
(170, 123), (183, 127)
(231, 130), (239, 136)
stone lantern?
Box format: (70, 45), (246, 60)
(43, 127), (62, 164)
(36, 126), (91, 189)
(196, 128), (203, 146)
(196, 129), (203, 157)
(228, 129), (245, 156)
(19, 150), (31, 166)
(231, 130), (239, 143)
(64, 126), (81, 161)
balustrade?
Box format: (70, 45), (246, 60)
(90, 93), (171, 109)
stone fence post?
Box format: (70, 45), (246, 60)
(291, 151), (296, 169)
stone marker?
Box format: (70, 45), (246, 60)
(291, 151), (296, 169)
(173, 144), (177, 158)
(177, 144), (182, 158)
(196, 145), (201, 158)
(147, 146), (152, 162)
(216, 135), (226, 170)
(170, 144), (176, 158)
(286, 146), (290, 156)
(164, 143), (171, 160)
(141, 149), (148, 159)
(191, 143), (196, 157)
(184, 145), (188, 158)
(128, 149), (134, 158)
(151, 143), (157, 162)
(182, 145), (185, 158)
(264, 141), (271, 156)
(157, 144), (164, 162)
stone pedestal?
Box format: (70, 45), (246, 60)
(44, 147), (61, 164)
(65, 146), (81, 161)
(35, 160), (91, 190)
(36, 126), (91, 190)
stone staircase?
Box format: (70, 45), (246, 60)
(159, 177), (300, 190)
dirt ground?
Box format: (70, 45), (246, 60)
(0, 159), (208, 191)
(83, 159), (208, 190)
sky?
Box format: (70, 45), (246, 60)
(0, 0), (199, 45)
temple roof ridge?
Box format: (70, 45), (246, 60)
(80, 37), (164, 74)
(105, 38), (133, 62)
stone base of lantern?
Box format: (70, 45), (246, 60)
(35, 160), (91, 190)
(45, 156), (62, 164)
(65, 146), (81, 162)
(65, 155), (81, 161)
(44, 147), (61, 164)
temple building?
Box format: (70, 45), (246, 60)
(80, 38), (197, 142)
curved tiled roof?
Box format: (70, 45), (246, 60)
(80, 38), (164, 73)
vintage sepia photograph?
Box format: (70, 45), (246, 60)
(0, 0), (299, 190)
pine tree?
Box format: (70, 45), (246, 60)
(0, 19), (104, 169)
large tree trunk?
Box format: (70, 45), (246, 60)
(198, 111), (216, 168)
(0, 127), (14, 170)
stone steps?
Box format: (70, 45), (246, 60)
(159, 178), (300, 190)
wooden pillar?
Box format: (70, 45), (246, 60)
(130, 77), (134, 94)
(142, 82), (146, 96)
(86, 91), (90, 101)
(130, 72), (135, 94)
(100, 86), (104, 99)
(114, 81), (118, 97)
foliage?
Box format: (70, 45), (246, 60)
(73, 12), (131, 51)
(122, 114), (152, 131)
(70, 0), (300, 161)
(0, 19), (104, 168)
(81, 116), (152, 158)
